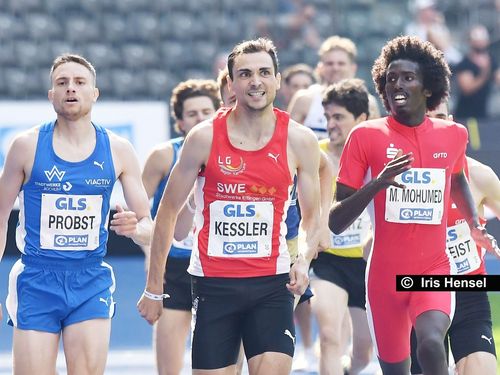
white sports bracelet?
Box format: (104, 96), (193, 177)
(143, 290), (170, 301)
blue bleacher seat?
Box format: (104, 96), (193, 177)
(126, 12), (161, 42)
(8, 0), (43, 12)
(145, 69), (176, 99)
(25, 13), (61, 40)
(121, 44), (158, 69)
(84, 43), (122, 69)
(101, 14), (128, 42)
(15, 40), (53, 68)
(0, 13), (26, 40)
(64, 16), (101, 42)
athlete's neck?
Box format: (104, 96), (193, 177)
(391, 109), (426, 127)
(227, 105), (277, 149)
(327, 141), (344, 160)
(53, 118), (97, 163)
(54, 117), (95, 143)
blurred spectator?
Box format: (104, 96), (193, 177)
(278, 63), (315, 108)
(212, 52), (229, 77)
(288, 36), (380, 139)
(454, 25), (500, 120)
(405, 0), (462, 66)
(256, 0), (321, 51)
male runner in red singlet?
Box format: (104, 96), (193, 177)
(329, 36), (497, 375)
(138, 38), (322, 375)
(409, 100), (499, 375)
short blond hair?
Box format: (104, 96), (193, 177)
(50, 53), (96, 85)
(318, 36), (357, 62)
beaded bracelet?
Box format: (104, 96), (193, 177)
(143, 290), (170, 301)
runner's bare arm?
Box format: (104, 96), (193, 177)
(287, 123), (321, 295)
(138, 123), (212, 324)
(287, 89), (312, 123)
(451, 170), (497, 252)
(0, 130), (36, 262)
(468, 157), (500, 218)
(142, 143), (195, 241)
(451, 171), (480, 227)
(174, 192), (195, 241)
(318, 150), (334, 250)
(330, 149), (413, 234)
(142, 143), (174, 199)
(110, 136), (152, 246)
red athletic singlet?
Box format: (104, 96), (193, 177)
(188, 107), (293, 278)
(337, 115), (468, 362)
(446, 161), (487, 276)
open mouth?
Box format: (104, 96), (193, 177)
(248, 91), (265, 97)
(393, 93), (408, 105)
(65, 97), (78, 103)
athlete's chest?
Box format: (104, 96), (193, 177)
(31, 158), (114, 194)
(370, 131), (458, 172)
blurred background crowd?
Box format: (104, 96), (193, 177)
(1, 0), (499, 121)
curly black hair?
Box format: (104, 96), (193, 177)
(372, 36), (450, 112)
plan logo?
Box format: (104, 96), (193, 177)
(44, 166), (65, 182)
(223, 241), (258, 255)
(455, 259), (471, 273)
(399, 208), (433, 221)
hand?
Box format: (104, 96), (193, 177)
(110, 204), (138, 238)
(376, 149), (413, 190)
(137, 293), (164, 325)
(287, 256), (309, 295)
(470, 225), (499, 257)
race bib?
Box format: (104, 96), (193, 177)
(331, 209), (371, 249)
(385, 168), (445, 224)
(447, 222), (481, 274)
(40, 194), (103, 251)
(208, 200), (273, 258)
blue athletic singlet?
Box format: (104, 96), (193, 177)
(151, 137), (183, 218)
(151, 137), (191, 259)
(285, 175), (299, 240)
(16, 121), (116, 260)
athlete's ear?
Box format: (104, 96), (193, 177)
(356, 112), (368, 123)
(276, 72), (281, 91)
(93, 87), (100, 102)
(48, 89), (54, 103)
(177, 120), (186, 134)
(423, 89), (432, 97)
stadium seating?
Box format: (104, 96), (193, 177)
(0, 0), (498, 105)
